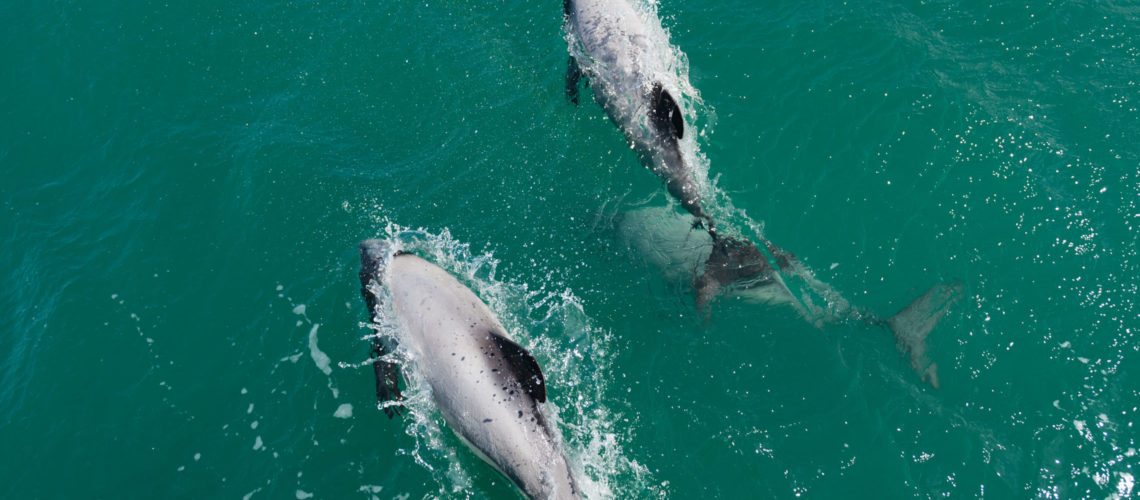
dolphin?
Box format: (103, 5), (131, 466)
(564, 0), (705, 223)
(563, 0), (773, 302)
(358, 239), (580, 499)
(615, 205), (962, 388)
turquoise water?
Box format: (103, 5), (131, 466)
(3, 0), (1138, 497)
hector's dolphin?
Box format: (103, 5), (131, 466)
(563, 0), (773, 305)
(358, 240), (579, 499)
(564, 0), (705, 223)
(616, 205), (962, 388)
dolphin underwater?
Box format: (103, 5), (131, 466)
(358, 239), (579, 499)
(563, 0), (774, 304)
(616, 205), (962, 388)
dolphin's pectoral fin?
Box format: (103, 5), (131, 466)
(565, 56), (582, 105)
(651, 83), (684, 140)
(371, 339), (405, 418)
(705, 236), (770, 285)
(488, 331), (547, 403)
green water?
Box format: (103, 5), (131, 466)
(3, 0), (1138, 497)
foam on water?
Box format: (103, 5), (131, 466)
(333, 404), (353, 419)
(307, 324), (332, 376)
(357, 220), (657, 498)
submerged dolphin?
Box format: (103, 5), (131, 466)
(563, 0), (772, 302)
(358, 240), (579, 499)
(616, 206), (962, 388)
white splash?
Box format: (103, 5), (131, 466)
(308, 324), (332, 376)
(1114, 472), (1135, 499)
(334, 404), (353, 419)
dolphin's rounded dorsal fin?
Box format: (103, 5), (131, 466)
(487, 330), (547, 403)
(651, 82), (684, 140)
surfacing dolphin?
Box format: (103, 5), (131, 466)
(616, 205), (962, 388)
(563, 0), (774, 307)
(358, 239), (579, 499)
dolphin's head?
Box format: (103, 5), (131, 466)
(358, 239), (392, 314)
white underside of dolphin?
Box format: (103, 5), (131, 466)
(359, 240), (579, 499)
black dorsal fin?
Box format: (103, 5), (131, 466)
(651, 82), (685, 140)
(487, 330), (547, 403)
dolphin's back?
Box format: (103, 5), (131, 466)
(387, 255), (578, 499)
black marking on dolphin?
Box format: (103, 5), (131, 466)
(650, 82), (683, 140)
(487, 330), (547, 403)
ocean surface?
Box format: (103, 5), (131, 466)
(3, 0), (1138, 497)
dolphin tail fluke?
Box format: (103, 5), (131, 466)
(885, 283), (963, 389)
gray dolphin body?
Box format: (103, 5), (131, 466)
(358, 240), (579, 499)
(564, 0), (707, 223)
(564, 0), (778, 305)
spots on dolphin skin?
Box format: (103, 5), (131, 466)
(483, 418), (493, 423)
